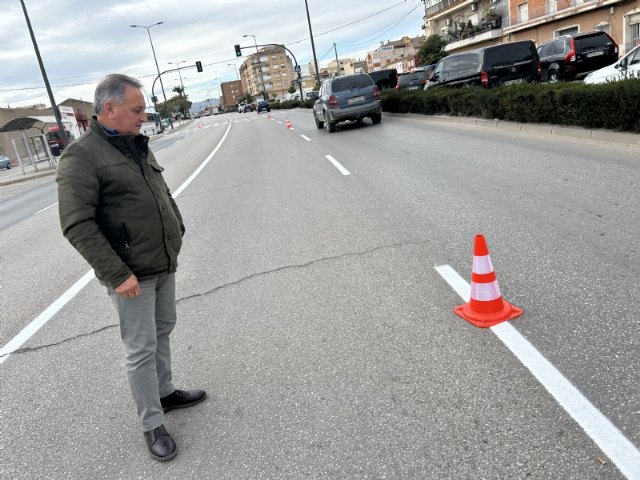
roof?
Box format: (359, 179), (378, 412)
(0, 116), (57, 133)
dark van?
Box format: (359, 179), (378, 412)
(367, 68), (399, 90)
(425, 40), (540, 89)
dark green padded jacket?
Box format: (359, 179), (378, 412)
(57, 118), (184, 289)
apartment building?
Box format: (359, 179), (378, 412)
(423, 0), (639, 54)
(239, 45), (295, 100)
(367, 36), (426, 71)
(220, 80), (244, 109)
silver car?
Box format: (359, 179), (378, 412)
(0, 153), (11, 170)
(313, 73), (382, 133)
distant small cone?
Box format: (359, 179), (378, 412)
(454, 234), (522, 328)
(285, 118), (293, 129)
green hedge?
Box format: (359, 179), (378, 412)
(380, 80), (640, 133)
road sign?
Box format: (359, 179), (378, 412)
(294, 65), (301, 73)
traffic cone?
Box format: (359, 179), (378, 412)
(454, 234), (522, 328)
(285, 118), (293, 129)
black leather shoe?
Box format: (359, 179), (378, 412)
(143, 425), (177, 462)
(160, 389), (207, 413)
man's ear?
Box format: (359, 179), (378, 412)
(103, 101), (116, 118)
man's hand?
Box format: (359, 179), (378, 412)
(115, 274), (141, 298)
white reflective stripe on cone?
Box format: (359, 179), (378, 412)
(471, 280), (501, 301)
(472, 255), (494, 275)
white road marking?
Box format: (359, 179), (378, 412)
(325, 155), (350, 176)
(301, 135), (311, 142)
(0, 121), (233, 366)
(435, 264), (640, 479)
(35, 202), (57, 215)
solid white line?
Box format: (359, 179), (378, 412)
(0, 121), (233, 366)
(0, 270), (95, 364)
(435, 264), (640, 479)
(325, 155), (350, 176)
(301, 135), (311, 142)
(35, 202), (58, 215)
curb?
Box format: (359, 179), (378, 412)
(388, 113), (640, 146)
(0, 168), (56, 187)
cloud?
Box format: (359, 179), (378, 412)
(1, 0), (425, 107)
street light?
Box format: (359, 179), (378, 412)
(168, 60), (187, 97)
(227, 63), (239, 80)
(130, 22), (168, 107)
(242, 34), (266, 99)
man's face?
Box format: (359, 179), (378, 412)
(103, 85), (147, 135)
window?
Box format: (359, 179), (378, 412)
(632, 22), (640, 47)
(555, 26), (579, 37)
(548, 0), (557, 14)
(517, 3), (529, 22)
(594, 22), (610, 35)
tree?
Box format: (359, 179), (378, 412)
(418, 34), (448, 65)
(287, 84), (296, 94)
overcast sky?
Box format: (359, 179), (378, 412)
(1, 0), (426, 109)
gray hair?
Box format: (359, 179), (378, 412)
(93, 74), (143, 115)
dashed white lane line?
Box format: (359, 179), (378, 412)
(435, 264), (640, 480)
(301, 135), (311, 142)
(325, 155), (350, 176)
(0, 121), (234, 366)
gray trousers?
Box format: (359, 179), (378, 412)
(108, 273), (177, 431)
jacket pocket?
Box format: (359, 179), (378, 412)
(114, 222), (131, 261)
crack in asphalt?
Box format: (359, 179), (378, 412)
(0, 324), (118, 359)
(177, 239), (432, 303)
(2, 239), (432, 359)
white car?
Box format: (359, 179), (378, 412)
(584, 44), (640, 84)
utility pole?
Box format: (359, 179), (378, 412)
(20, 0), (68, 149)
(304, 0), (321, 87)
(334, 43), (340, 77)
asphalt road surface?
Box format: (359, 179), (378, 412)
(1, 110), (639, 479)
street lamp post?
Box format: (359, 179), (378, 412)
(227, 63), (239, 80)
(243, 34), (266, 99)
(168, 60), (187, 97)
(130, 22), (168, 108)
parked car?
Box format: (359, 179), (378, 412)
(584, 44), (640, 84)
(257, 100), (271, 113)
(313, 73), (382, 133)
(396, 68), (430, 90)
(305, 91), (318, 101)
(537, 30), (618, 82)
(425, 40), (540, 89)
(0, 153), (11, 170)
(367, 68), (399, 90)
(242, 104), (254, 113)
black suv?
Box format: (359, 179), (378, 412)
(257, 100), (270, 113)
(426, 40), (540, 89)
(367, 68), (398, 90)
(396, 68), (430, 90)
(313, 73), (381, 133)
(537, 31), (618, 82)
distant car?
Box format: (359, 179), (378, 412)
(396, 68), (430, 90)
(238, 103), (247, 113)
(584, 44), (640, 84)
(537, 31), (618, 82)
(257, 100), (271, 113)
(312, 73), (381, 133)
(305, 91), (318, 101)
(243, 104), (253, 113)
(0, 153), (11, 170)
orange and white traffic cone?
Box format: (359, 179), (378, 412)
(285, 118), (293, 129)
(454, 234), (522, 328)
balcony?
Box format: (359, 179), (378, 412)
(444, 16), (503, 50)
(427, 0), (467, 16)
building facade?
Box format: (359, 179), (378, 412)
(240, 45), (295, 100)
(422, 0), (639, 55)
(220, 80), (244, 110)
(367, 36), (426, 71)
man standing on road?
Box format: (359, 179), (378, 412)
(56, 73), (206, 462)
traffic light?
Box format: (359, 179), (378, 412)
(196, 61), (203, 72)
(234, 44), (242, 57)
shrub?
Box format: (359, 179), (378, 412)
(380, 79), (640, 133)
